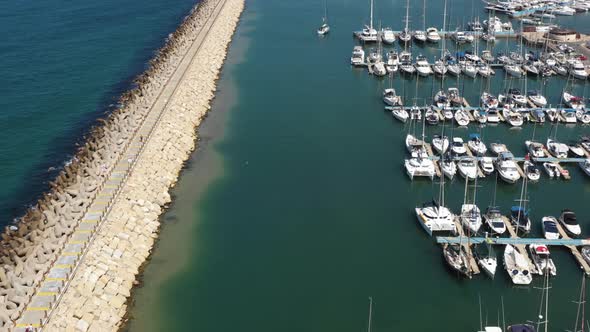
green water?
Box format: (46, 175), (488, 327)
(125, 0), (590, 330)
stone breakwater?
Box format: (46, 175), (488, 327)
(1, 0), (244, 329)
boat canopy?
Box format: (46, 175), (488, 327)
(499, 152), (514, 160)
(507, 324), (536, 332)
(511, 206), (529, 217)
(563, 211), (578, 225)
(469, 133), (481, 140)
(532, 244), (550, 255)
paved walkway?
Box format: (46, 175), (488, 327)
(13, 0), (227, 329)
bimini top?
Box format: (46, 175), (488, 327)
(508, 324), (536, 332)
(511, 206), (529, 216)
(499, 151), (515, 160)
(469, 133), (481, 140)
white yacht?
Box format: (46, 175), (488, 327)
(414, 30), (427, 43)
(467, 134), (487, 155)
(577, 110), (590, 124)
(405, 133), (422, 153)
(563, 92), (585, 110)
(496, 152), (520, 183)
(398, 28), (412, 43)
(426, 27), (441, 42)
(504, 244), (533, 285)
(547, 138), (569, 158)
(441, 159), (457, 179)
(317, 21), (330, 36)
(433, 59), (448, 76)
(562, 110), (577, 124)
(461, 203), (482, 234)
(552, 6), (576, 15)
(559, 209), (581, 237)
(434, 90), (450, 109)
(477, 62), (493, 77)
(528, 244), (557, 276)
(525, 140), (546, 159)
(381, 27), (396, 44)
(415, 55), (433, 76)
(432, 135), (450, 154)
(504, 63), (523, 77)
(481, 92), (499, 108)
(415, 201), (456, 235)
(569, 60), (588, 80)
(405, 155), (436, 180)
(507, 111), (524, 127)
(507, 89), (527, 106)
(350, 46), (365, 66)
(473, 110), (487, 124)
(399, 52), (416, 75)
(580, 159), (590, 177)
(489, 143), (508, 155)
(383, 88), (402, 106)
(527, 90), (547, 107)
(457, 158), (478, 180)
(484, 207), (506, 235)
(391, 107), (409, 123)
(480, 157), (495, 175)
(461, 62), (478, 78)
(542, 216), (560, 240)
(455, 108), (470, 126)
(487, 109), (501, 123)
(523, 160), (541, 182)
(543, 162), (560, 178)
(372, 61), (387, 76)
(385, 50), (399, 74)
(451, 137), (467, 155)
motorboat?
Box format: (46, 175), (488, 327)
(385, 50), (399, 73)
(426, 27), (441, 43)
(528, 244), (557, 276)
(569, 143), (586, 158)
(508, 89), (527, 106)
(484, 207), (506, 235)
(440, 158), (457, 179)
(455, 108), (470, 126)
(465, 51), (481, 63)
(527, 90), (547, 107)
(580, 159), (590, 177)
(490, 143), (508, 155)
(367, 48), (382, 64)
(457, 158), (478, 180)
(507, 111), (524, 127)
(487, 109), (501, 123)
(461, 62), (478, 78)
(414, 30), (427, 43)
(405, 154), (436, 180)
(415, 55), (433, 76)
(525, 140), (546, 159)
(561, 109), (577, 124)
(351, 46), (365, 66)
(452, 31), (470, 44)
(433, 60), (448, 76)
(547, 138), (569, 158)
(372, 59), (387, 76)
(432, 135), (450, 154)
(451, 137), (466, 155)
(509, 52), (523, 63)
(446, 60), (461, 76)
(504, 63), (523, 77)
(473, 109), (488, 124)
(577, 110), (590, 124)
(523, 160), (541, 182)
(543, 162), (560, 178)
(510, 206), (531, 234)
(529, 109), (545, 123)
(467, 133), (487, 155)
(391, 107), (409, 122)
(467, 19), (484, 32)
(504, 244), (533, 285)
(482, 33), (496, 43)
(553, 64), (568, 76)
(559, 209), (581, 236)
(496, 152), (521, 183)
(461, 203), (482, 234)
(399, 52), (416, 75)
(542, 216), (560, 240)
(497, 53), (511, 64)
(582, 247), (590, 265)
(581, 136), (590, 151)
(425, 108), (439, 125)
(478, 253), (497, 280)
(563, 92), (585, 110)
(381, 27), (396, 44)
(383, 88), (402, 106)
(443, 244), (470, 277)
(481, 92), (499, 108)
(480, 157), (495, 175)
(415, 200), (457, 235)
(568, 60), (588, 79)
(442, 108), (454, 121)
(317, 21), (330, 35)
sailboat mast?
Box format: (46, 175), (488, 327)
(422, 0), (426, 31)
(442, 0), (447, 59)
(370, 0), (374, 30)
(367, 297), (373, 332)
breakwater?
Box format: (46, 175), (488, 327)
(0, 0), (244, 329)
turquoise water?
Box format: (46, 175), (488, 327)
(0, 0), (197, 224)
(123, 0), (590, 331)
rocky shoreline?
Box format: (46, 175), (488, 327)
(0, 0), (244, 329)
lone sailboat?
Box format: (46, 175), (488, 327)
(317, 0), (330, 35)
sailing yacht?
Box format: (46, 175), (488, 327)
(432, 135), (449, 154)
(527, 90), (547, 107)
(455, 108), (470, 126)
(399, 0), (412, 43)
(414, 30), (427, 43)
(503, 244), (533, 285)
(546, 138), (569, 158)
(481, 92), (499, 108)
(357, 0), (378, 42)
(399, 52), (416, 75)
(317, 0), (330, 36)
(511, 206), (531, 234)
(461, 203), (483, 234)
(405, 118), (435, 180)
(462, 62), (478, 78)
(467, 134), (487, 155)
(504, 62), (523, 77)
(383, 89), (402, 106)
(478, 238), (497, 279)
(415, 160), (456, 235)
(443, 244), (471, 277)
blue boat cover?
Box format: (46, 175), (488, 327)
(469, 133), (480, 140)
(508, 324), (536, 332)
